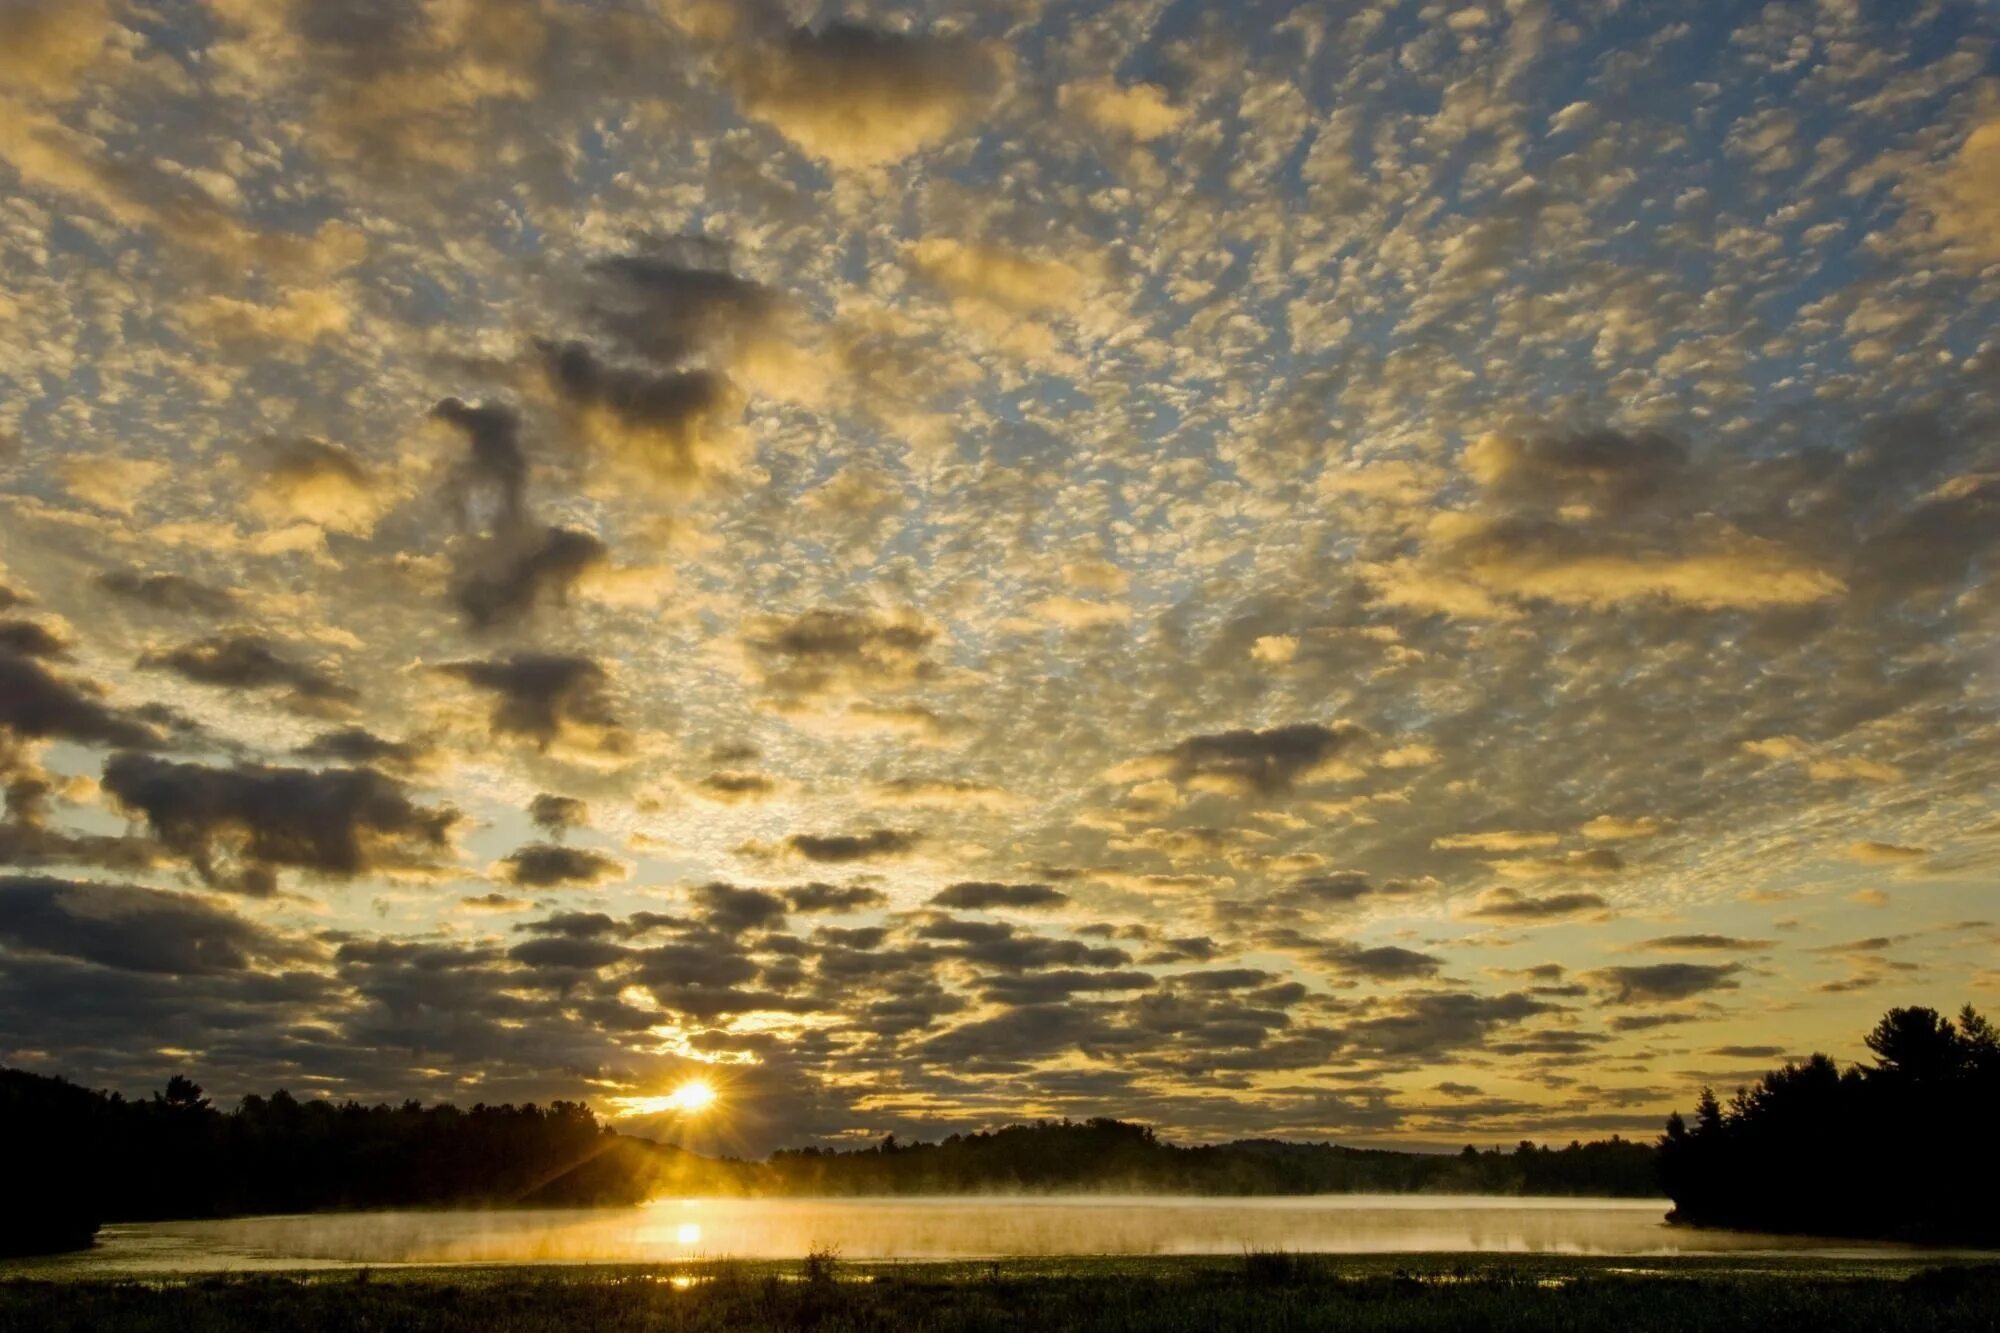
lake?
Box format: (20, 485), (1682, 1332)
(3, 1196), (1965, 1275)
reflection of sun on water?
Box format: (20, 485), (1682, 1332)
(635, 1201), (706, 1249)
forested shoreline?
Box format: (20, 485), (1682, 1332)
(10, 1002), (1992, 1262)
(1659, 1004), (1998, 1245)
(1, 1067), (1654, 1257)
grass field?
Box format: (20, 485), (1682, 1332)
(4, 1254), (1997, 1331)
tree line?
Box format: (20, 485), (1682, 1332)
(1, 1067), (1659, 1256)
(763, 1118), (1659, 1197)
(1659, 1004), (1998, 1244)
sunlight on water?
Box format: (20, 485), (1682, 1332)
(3, 1196), (1961, 1275)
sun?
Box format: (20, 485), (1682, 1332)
(604, 1077), (722, 1118)
(662, 1077), (717, 1114)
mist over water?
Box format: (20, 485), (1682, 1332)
(6, 1197), (1960, 1274)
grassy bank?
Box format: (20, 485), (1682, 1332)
(3, 1255), (1997, 1332)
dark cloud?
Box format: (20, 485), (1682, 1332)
(432, 397), (527, 529)
(785, 828), (921, 862)
(100, 753), (457, 896)
(1257, 928), (1444, 981)
(915, 916), (1132, 972)
(741, 608), (938, 701)
(1345, 991), (1560, 1057)
(497, 843), (624, 889)
(0, 650), (163, 750)
(95, 569), (236, 617)
(1322, 943), (1445, 981)
(0, 876), (297, 975)
(977, 969), (1156, 1004)
(929, 881), (1069, 911)
(252, 437), (382, 533)
(783, 883), (886, 914)
(0, 619), (70, 660)
(506, 935), (631, 972)
(1607, 1012), (1700, 1032)
(1460, 888), (1611, 923)
(1279, 871), (1431, 911)
(528, 793), (589, 837)
(724, 21), (999, 169)
(452, 525), (608, 631)
(1173, 968), (1278, 991)
(1472, 428), (1691, 517)
(695, 770), (777, 802)
(1589, 962), (1743, 1004)
(689, 882), (788, 933)
(536, 339), (741, 492)
(1633, 934), (1774, 951)
(294, 727), (432, 775)
(1153, 722), (1368, 795)
(140, 633), (357, 713)
(437, 653), (624, 753)
(586, 239), (777, 368)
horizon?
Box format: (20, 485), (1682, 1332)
(1, 0), (1997, 1160)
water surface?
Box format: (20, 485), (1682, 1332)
(5, 1196), (1963, 1275)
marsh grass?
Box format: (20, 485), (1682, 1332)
(2, 1259), (1996, 1332)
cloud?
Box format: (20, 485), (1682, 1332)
(1370, 428), (1844, 618)
(452, 525), (609, 630)
(184, 287), (350, 348)
(537, 339), (746, 496)
(1846, 840), (1928, 863)
(1588, 962), (1742, 1004)
(0, 619), (69, 660)
(1434, 829), (1560, 852)
(496, 843), (624, 889)
(437, 653), (626, 756)
(248, 437), (389, 536)
(59, 456), (166, 516)
(1632, 935), (1773, 952)
(741, 608), (939, 704)
(693, 770), (777, 803)
(0, 875), (300, 975)
(929, 881), (1069, 911)
(689, 881), (787, 933)
(1060, 78), (1188, 142)
(528, 793), (588, 837)
(1578, 815), (1666, 842)
(780, 828), (922, 863)
(867, 777), (1018, 811)
(1319, 941), (1445, 981)
(140, 633), (357, 715)
(585, 239), (780, 369)
(1115, 722), (1369, 797)
(100, 753), (458, 896)
(783, 883), (886, 914)
(0, 650), (163, 750)
(1927, 118), (2000, 264)
(294, 728), (433, 776)
(1459, 887), (1611, 924)
(431, 398), (528, 530)
(725, 22), (1000, 169)
(907, 238), (1087, 315)
(95, 569), (236, 617)
(1343, 991), (1559, 1057)
(0, 0), (112, 101)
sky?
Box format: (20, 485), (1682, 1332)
(0, 0), (1997, 1154)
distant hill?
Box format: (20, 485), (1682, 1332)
(0, 1066), (1656, 1257)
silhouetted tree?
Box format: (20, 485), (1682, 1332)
(1659, 1003), (1998, 1243)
